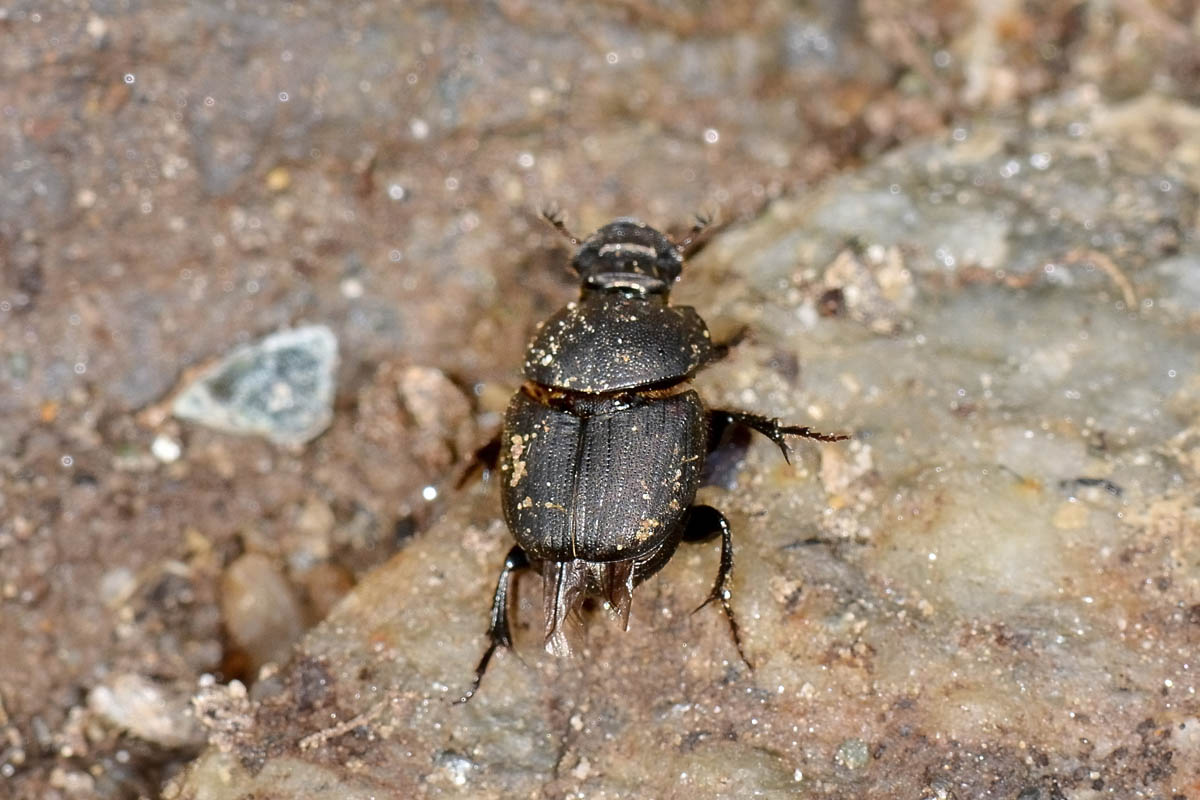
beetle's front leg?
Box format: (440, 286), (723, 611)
(708, 410), (849, 464)
(456, 544), (531, 703)
(682, 504), (751, 669)
(707, 326), (748, 364)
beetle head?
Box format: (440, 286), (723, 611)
(572, 218), (683, 296)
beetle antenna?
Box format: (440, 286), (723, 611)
(673, 211), (714, 256)
(540, 204), (581, 246)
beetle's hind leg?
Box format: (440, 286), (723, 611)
(456, 544), (531, 703)
(709, 410), (849, 464)
(682, 505), (752, 669)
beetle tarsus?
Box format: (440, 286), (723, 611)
(682, 505), (752, 669)
(710, 410), (849, 464)
(456, 544), (531, 704)
(457, 642), (499, 704)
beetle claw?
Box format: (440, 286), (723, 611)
(691, 592), (719, 616)
(455, 642), (498, 704)
(713, 590), (752, 669)
(692, 589), (751, 668)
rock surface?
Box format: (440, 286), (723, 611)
(168, 95), (1200, 799)
(3, 2), (1198, 798)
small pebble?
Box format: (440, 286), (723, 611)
(151, 433), (182, 463)
(87, 674), (202, 748)
(173, 325), (339, 447)
(299, 562), (355, 620)
(834, 738), (870, 770)
(221, 553), (306, 672)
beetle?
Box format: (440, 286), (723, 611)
(458, 212), (847, 702)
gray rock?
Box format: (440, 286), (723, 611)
(833, 738), (869, 771)
(173, 326), (338, 447)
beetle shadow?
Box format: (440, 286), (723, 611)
(700, 424), (754, 490)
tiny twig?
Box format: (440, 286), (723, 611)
(1062, 248), (1137, 309)
(298, 698), (390, 751)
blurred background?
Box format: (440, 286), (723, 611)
(1, 1), (1198, 797)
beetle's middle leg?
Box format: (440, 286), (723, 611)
(454, 432), (502, 488)
(456, 544), (531, 703)
(708, 410), (849, 464)
(682, 504), (752, 669)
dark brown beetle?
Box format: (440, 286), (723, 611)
(459, 213), (847, 701)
